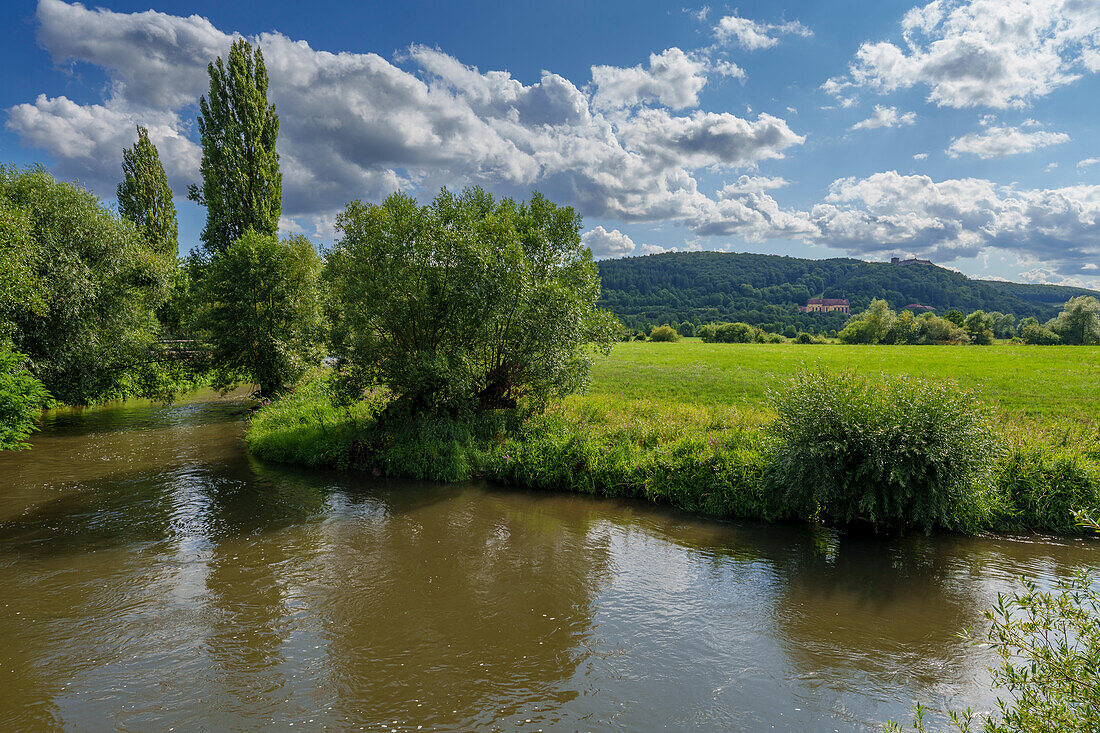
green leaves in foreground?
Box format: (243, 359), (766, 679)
(0, 342), (48, 450)
(769, 371), (998, 533)
(888, 526), (1100, 732)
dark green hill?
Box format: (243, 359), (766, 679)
(597, 251), (1099, 331)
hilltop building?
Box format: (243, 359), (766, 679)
(800, 298), (850, 314)
(891, 257), (934, 266)
(902, 304), (935, 312)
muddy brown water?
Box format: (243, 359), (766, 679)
(1, 390), (1097, 732)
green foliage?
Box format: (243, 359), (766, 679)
(0, 165), (172, 405)
(188, 39), (281, 256)
(0, 342), (48, 450)
(839, 298), (895, 343)
(326, 187), (617, 414)
(841, 299), (969, 345)
(198, 230), (325, 396)
(1020, 320), (1061, 344)
(649, 325), (681, 342)
(597, 251), (1098, 332)
(794, 332), (826, 344)
(964, 310), (995, 345)
(0, 196), (45, 333)
(994, 445), (1100, 533)
(117, 125), (177, 256)
(768, 372), (998, 532)
(699, 321), (764, 343)
(1048, 295), (1100, 345)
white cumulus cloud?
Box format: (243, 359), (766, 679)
(9, 0), (806, 242)
(582, 226), (637, 258)
(714, 13), (812, 51)
(591, 47), (708, 110)
(947, 122), (1070, 158)
(850, 105), (916, 130)
(824, 0), (1100, 108)
(811, 171), (1100, 281)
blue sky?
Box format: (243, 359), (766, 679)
(2, 0), (1099, 287)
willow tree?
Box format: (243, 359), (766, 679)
(117, 125), (177, 255)
(326, 187), (617, 414)
(188, 39), (281, 256)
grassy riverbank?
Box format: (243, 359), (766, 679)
(247, 342), (1100, 535)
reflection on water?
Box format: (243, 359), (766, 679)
(0, 391), (1097, 731)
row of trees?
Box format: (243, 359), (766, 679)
(836, 298), (1100, 345)
(1, 38), (613, 448)
(598, 251), (1099, 331)
(0, 39), (296, 448)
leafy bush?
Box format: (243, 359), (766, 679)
(794, 332), (827, 344)
(1020, 321), (1061, 345)
(768, 372), (998, 532)
(700, 321), (763, 343)
(649, 325), (681, 342)
(964, 311), (995, 345)
(995, 446), (1100, 533)
(0, 343), (49, 450)
(842, 299), (969, 345)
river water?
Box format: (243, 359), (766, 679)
(1, 391), (1097, 732)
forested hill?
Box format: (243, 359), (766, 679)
(597, 251), (1100, 331)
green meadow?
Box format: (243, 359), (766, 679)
(585, 339), (1100, 423)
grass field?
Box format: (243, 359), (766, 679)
(586, 339), (1100, 423)
(248, 341), (1100, 534)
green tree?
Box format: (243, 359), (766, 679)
(117, 125), (178, 256)
(1049, 296), (1100, 345)
(198, 230), (324, 397)
(188, 39), (281, 256)
(0, 194), (45, 335)
(838, 299), (896, 344)
(1, 166), (172, 405)
(944, 309), (965, 326)
(326, 187), (616, 414)
(964, 310), (995, 345)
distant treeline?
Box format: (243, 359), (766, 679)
(598, 251), (1100, 332)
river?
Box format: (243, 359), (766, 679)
(1, 390), (1097, 732)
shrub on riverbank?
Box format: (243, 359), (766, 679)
(247, 370), (1098, 536)
(768, 372), (997, 533)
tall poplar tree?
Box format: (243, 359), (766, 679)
(117, 125), (178, 256)
(188, 39), (281, 256)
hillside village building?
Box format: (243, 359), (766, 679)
(800, 298), (850, 314)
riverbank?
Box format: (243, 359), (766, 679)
(247, 343), (1100, 535)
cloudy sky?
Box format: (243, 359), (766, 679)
(2, 0), (1099, 287)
